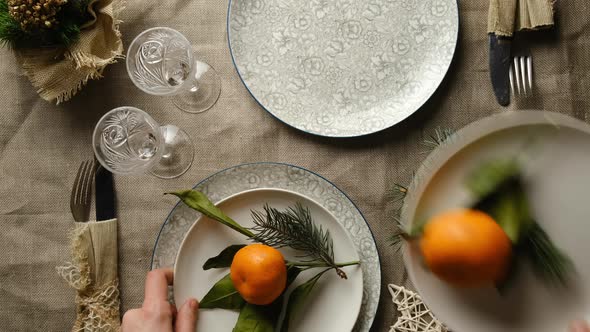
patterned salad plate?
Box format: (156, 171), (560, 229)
(228, 0), (459, 137)
(151, 163), (381, 331)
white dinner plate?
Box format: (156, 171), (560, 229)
(151, 163), (381, 331)
(228, 0), (459, 137)
(174, 188), (362, 331)
(401, 111), (590, 332)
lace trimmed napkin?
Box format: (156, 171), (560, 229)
(16, 0), (124, 104)
(57, 219), (121, 332)
(488, 0), (555, 37)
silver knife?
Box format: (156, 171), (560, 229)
(489, 33), (512, 106)
(95, 165), (116, 221)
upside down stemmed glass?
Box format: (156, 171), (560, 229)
(126, 27), (221, 113)
(93, 106), (195, 179)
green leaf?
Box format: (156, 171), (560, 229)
(233, 266), (302, 332)
(203, 245), (246, 270)
(167, 190), (254, 238)
(280, 269), (329, 332)
(488, 186), (532, 243)
(285, 266), (303, 287)
(466, 159), (520, 198)
(469, 160), (533, 243)
(200, 273), (245, 309)
(233, 303), (278, 332)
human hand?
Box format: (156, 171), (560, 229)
(122, 268), (198, 332)
(570, 320), (590, 332)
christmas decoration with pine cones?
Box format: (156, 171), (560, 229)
(0, 0), (92, 48)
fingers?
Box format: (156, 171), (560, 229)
(144, 268), (174, 304)
(121, 308), (142, 331)
(570, 321), (590, 332)
(175, 298), (199, 332)
(171, 303), (178, 321)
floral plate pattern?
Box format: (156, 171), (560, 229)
(151, 163), (381, 331)
(228, 0), (459, 137)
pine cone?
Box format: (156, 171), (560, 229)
(8, 0), (68, 32)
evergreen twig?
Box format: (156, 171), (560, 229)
(521, 222), (574, 285)
(422, 127), (455, 153)
(387, 183), (408, 203)
(250, 203), (352, 278)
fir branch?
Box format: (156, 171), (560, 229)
(422, 127), (455, 152)
(387, 183), (408, 203)
(521, 222), (574, 285)
(250, 203), (350, 278)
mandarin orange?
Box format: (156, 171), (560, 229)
(230, 244), (287, 305)
(419, 209), (512, 287)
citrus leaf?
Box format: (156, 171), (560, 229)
(280, 269), (328, 332)
(489, 187), (532, 243)
(200, 273), (245, 309)
(233, 266), (302, 332)
(233, 303), (279, 332)
(203, 245), (246, 270)
(466, 159), (520, 198)
(167, 190), (254, 238)
(285, 266), (303, 286)
(471, 175), (534, 244)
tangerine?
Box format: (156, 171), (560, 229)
(419, 209), (512, 287)
(230, 244), (287, 305)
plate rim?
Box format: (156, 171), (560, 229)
(172, 187), (364, 332)
(226, 0), (461, 138)
(150, 162), (382, 331)
(400, 110), (590, 331)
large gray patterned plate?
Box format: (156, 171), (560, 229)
(228, 0), (459, 137)
(151, 163), (381, 331)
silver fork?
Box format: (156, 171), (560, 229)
(70, 160), (96, 222)
(509, 55), (533, 98)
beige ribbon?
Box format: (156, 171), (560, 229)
(17, 0), (124, 104)
(488, 0), (555, 37)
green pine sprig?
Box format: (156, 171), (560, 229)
(520, 222), (574, 285)
(250, 203), (353, 279)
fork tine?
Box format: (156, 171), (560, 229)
(509, 62), (516, 97)
(75, 161), (90, 205)
(513, 57), (522, 96)
(81, 160), (96, 205)
(527, 56), (533, 95)
(520, 56), (527, 96)
(70, 161), (86, 210)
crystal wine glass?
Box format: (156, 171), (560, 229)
(126, 27), (221, 113)
(93, 106), (195, 179)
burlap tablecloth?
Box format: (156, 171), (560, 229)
(0, 0), (588, 331)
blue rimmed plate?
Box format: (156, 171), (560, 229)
(228, 0), (459, 137)
(151, 163), (381, 331)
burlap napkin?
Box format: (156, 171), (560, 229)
(488, 0), (555, 36)
(17, 0), (124, 104)
(57, 219), (121, 332)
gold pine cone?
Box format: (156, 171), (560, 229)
(8, 0), (68, 32)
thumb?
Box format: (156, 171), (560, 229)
(175, 298), (199, 332)
(569, 321), (590, 332)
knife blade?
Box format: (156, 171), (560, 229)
(95, 165), (116, 221)
(489, 33), (513, 106)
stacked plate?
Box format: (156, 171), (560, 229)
(152, 163), (381, 331)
